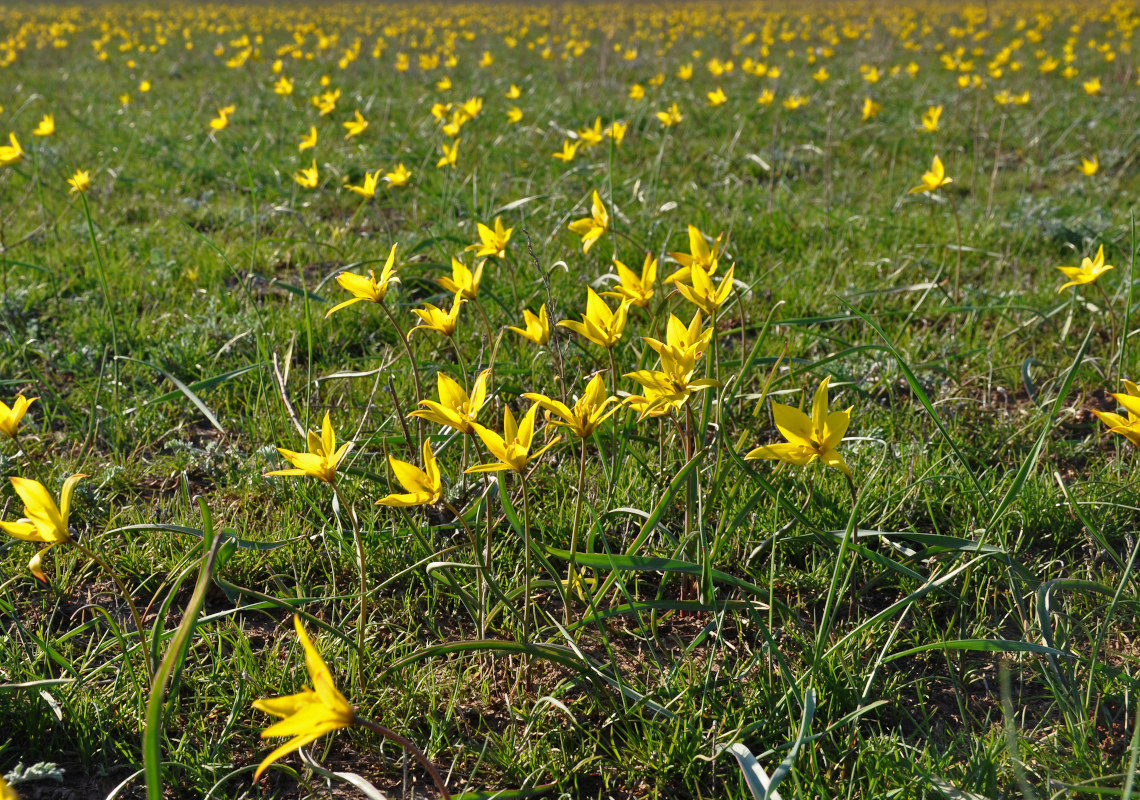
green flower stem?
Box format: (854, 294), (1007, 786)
(332, 484), (368, 694)
(352, 714), (451, 800)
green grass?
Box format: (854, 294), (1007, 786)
(2, 1), (1140, 798)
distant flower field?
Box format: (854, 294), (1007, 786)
(1, 2), (1140, 798)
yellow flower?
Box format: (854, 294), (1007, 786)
(578, 117), (604, 147)
(552, 139), (579, 162)
(0, 394), (37, 439)
(643, 311), (712, 365)
(326, 243), (400, 316)
(265, 411), (352, 484)
(67, 169), (91, 194)
(524, 373), (619, 439)
(629, 83), (646, 100)
(1079, 155), (1099, 176)
(909, 155), (952, 194)
(1092, 381), (1140, 447)
(293, 160), (319, 189)
(410, 291), (463, 338)
(624, 350), (717, 419)
(437, 139), (459, 168)
(921, 104), (942, 133)
(656, 102), (683, 127)
(273, 76), (294, 96)
(602, 253), (657, 308)
(505, 84), (522, 99)
(567, 190), (610, 254)
(757, 89), (775, 105)
(677, 63), (693, 80)
(384, 163), (412, 186)
(746, 376), (853, 476)
(0, 775), (17, 800)
(1057, 244), (1113, 293)
(252, 616), (354, 780)
(706, 86), (728, 106)
(410, 369), (491, 435)
(467, 216), (512, 259)
(675, 262), (735, 316)
(0, 132), (23, 166)
(438, 257), (483, 300)
(139, 80), (151, 92)
(436, 75), (452, 91)
(506, 106), (523, 123)
(812, 67), (829, 83)
(604, 120), (626, 144)
(343, 109), (368, 139)
(666, 224), (721, 284)
(508, 305), (551, 346)
(861, 97), (882, 121)
(33, 114), (55, 136)
(1083, 76), (1102, 95)
(782, 94), (809, 110)
(466, 403), (559, 474)
(345, 170), (380, 199)
(558, 288), (629, 349)
(376, 440), (442, 507)
(209, 109), (229, 130)
(0, 475), (87, 583)
(298, 126), (317, 151)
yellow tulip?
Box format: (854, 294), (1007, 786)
(265, 411), (352, 484)
(376, 440), (443, 507)
(0, 475), (87, 582)
(0, 394), (37, 438)
(746, 376), (853, 476)
(326, 244), (400, 316)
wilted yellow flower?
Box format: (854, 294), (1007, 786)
(293, 160), (319, 189)
(438, 257), (483, 300)
(326, 243), (400, 315)
(1092, 381), (1140, 447)
(568, 190), (610, 254)
(376, 440), (442, 507)
(384, 163), (412, 186)
(1057, 245), (1112, 293)
(67, 169), (91, 194)
(1078, 155), (1099, 176)
(33, 114), (55, 136)
(509, 305), (551, 346)
(0, 475), (87, 583)
(524, 373), (619, 439)
(466, 403), (559, 474)
(603, 253), (657, 308)
(265, 411), (351, 484)
(252, 616), (354, 779)
(343, 109), (368, 139)
(558, 288), (629, 349)
(299, 126), (317, 151)
(411, 369), (491, 435)
(467, 216), (512, 258)
(746, 376), (852, 476)
(0, 395), (37, 439)
(410, 292), (463, 338)
(909, 155), (952, 194)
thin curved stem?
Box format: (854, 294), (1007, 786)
(72, 539), (153, 683)
(332, 484), (368, 694)
(353, 714), (451, 800)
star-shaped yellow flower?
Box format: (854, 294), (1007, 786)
(0, 474), (87, 582)
(467, 216), (512, 259)
(252, 616), (355, 780)
(376, 440), (443, 507)
(567, 190), (610, 254)
(265, 411), (352, 484)
(1057, 245), (1113, 293)
(508, 305), (551, 346)
(326, 244), (400, 316)
(0, 394), (37, 439)
(558, 288), (628, 350)
(466, 403), (560, 474)
(909, 155), (952, 194)
(745, 376), (852, 476)
(1093, 381), (1140, 447)
(602, 253), (657, 308)
(438, 257), (483, 300)
(410, 369), (491, 435)
(524, 373), (619, 439)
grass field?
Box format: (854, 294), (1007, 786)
(2, 2), (1140, 798)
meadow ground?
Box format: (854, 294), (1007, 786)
(1, 2), (1140, 798)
